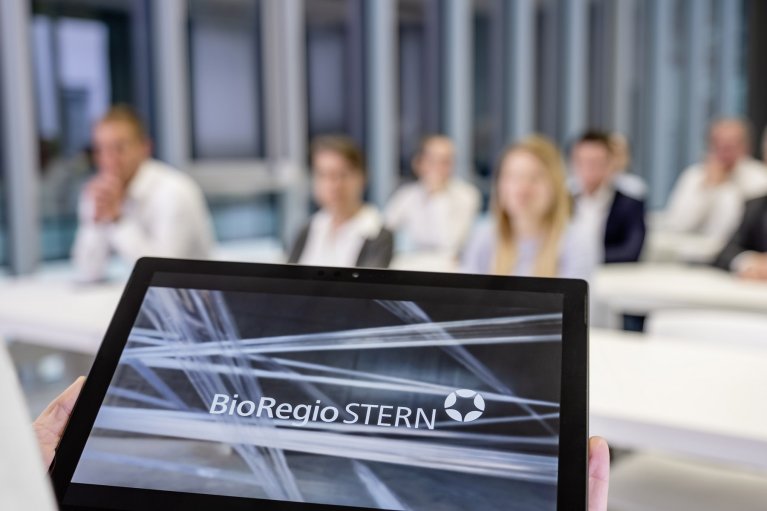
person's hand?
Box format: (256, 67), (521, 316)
(588, 436), (610, 511)
(86, 174), (124, 222)
(703, 154), (730, 186)
(736, 254), (767, 281)
(32, 377), (85, 468)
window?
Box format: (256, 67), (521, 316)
(586, 0), (612, 130)
(534, 0), (562, 143)
(186, 0), (278, 242)
(305, 0), (365, 147)
(472, 0), (504, 178)
(398, 0), (442, 177)
(188, 0), (265, 159)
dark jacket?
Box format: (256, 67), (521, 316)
(603, 190), (646, 263)
(288, 223), (394, 269)
(713, 196), (767, 271)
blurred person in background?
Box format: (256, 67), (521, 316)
(571, 131), (646, 264)
(664, 118), (767, 244)
(713, 191), (767, 280)
(288, 135), (393, 268)
(610, 133), (647, 200)
(384, 135), (480, 256)
(71, 105), (214, 282)
(462, 135), (598, 279)
(717, 128), (767, 278)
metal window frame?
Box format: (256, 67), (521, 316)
(645, 0), (676, 209)
(443, 0), (473, 181)
(262, 0), (308, 244)
(610, 0), (636, 137)
(505, 0), (536, 143)
(366, 0), (398, 206)
(715, 0), (743, 116)
(0, 0), (41, 274)
(152, 0), (190, 170)
(561, 0), (588, 144)
(682, 0), (711, 169)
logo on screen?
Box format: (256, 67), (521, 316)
(444, 389), (485, 423)
(209, 389), (488, 430)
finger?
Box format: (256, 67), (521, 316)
(100, 173), (123, 191)
(588, 436), (610, 481)
(38, 377), (85, 421)
(32, 377), (85, 467)
(88, 182), (106, 199)
(742, 269), (758, 280)
(588, 436), (610, 511)
(59, 376), (86, 414)
(91, 185), (111, 202)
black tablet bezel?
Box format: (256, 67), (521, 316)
(50, 257), (589, 511)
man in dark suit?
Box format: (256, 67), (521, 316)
(571, 131), (646, 263)
(713, 195), (767, 279)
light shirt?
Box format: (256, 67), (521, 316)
(461, 220), (598, 280)
(72, 159), (215, 282)
(664, 158), (767, 242)
(0, 344), (57, 511)
(299, 205), (384, 267)
(571, 185), (614, 264)
(385, 179), (481, 255)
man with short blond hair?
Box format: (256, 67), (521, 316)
(384, 135), (480, 256)
(72, 105), (213, 281)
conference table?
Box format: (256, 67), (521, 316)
(590, 328), (767, 471)
(2, 258), (766, 470)
(390, 256), (767, 329)
(0, 238), (285, 353)
(592, 262), (767, 327)
(0, 267), (123, 353)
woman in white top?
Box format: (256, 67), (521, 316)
(462, 135), (597, 279)
(385, 135), (481, 256)
(288, 135), (393, 268)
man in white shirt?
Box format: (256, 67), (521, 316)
(385, 135), (480, 256)
(72, 106), (214, 281)
(664, 118), (767, 243)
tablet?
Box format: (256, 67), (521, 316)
(51, 258), (588, 511)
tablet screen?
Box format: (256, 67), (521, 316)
(67, 274), (564, 510)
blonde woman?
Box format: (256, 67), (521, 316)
(462, 135), (597, 279)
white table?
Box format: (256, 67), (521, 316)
(590, 328), (767, 471)
(0, 275), (123, 354)
(592, 263), (767, 326)
(0, 238), (286, 354)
